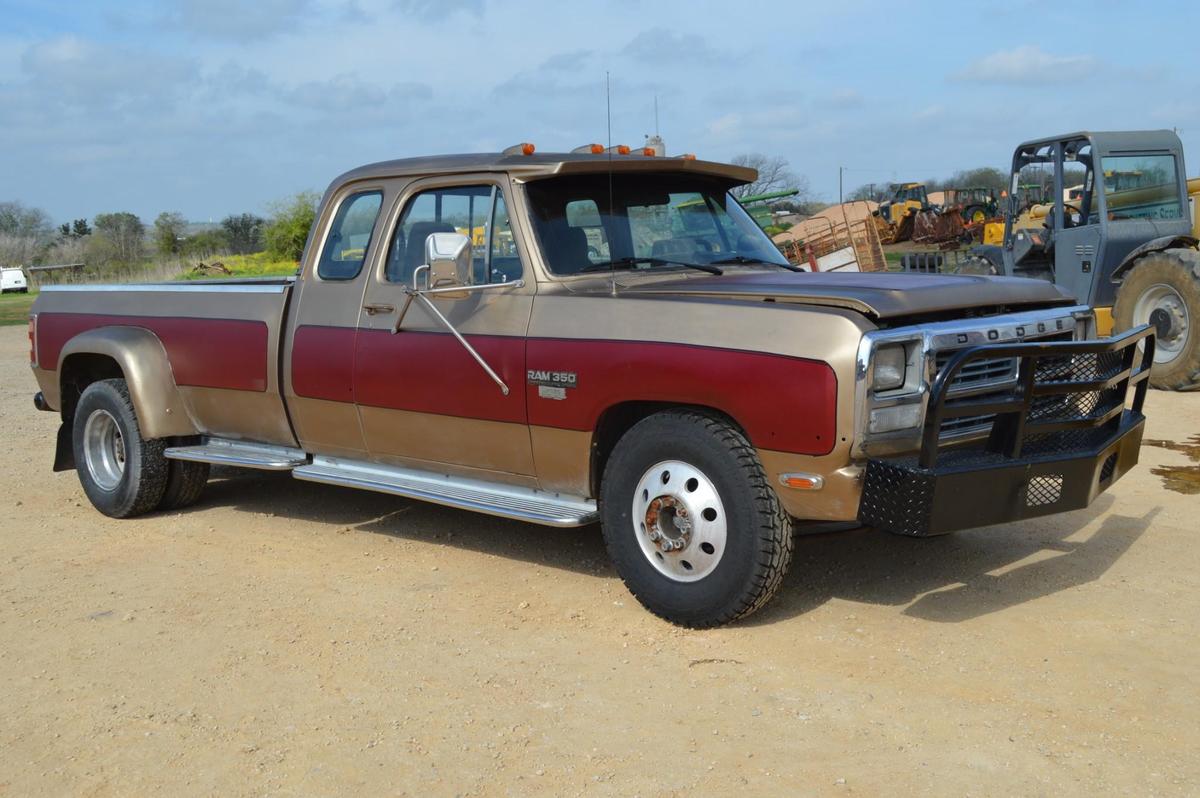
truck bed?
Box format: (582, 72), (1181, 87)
(31, 280), (297, 446)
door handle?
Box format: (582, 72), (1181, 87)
(363, 303), (395, 316)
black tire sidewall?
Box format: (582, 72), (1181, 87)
(1113, 252), (1200, 389)
(72, 379), (166, 517)
(600, 414), (773, 625)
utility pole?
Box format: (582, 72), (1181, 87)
(838, 166), (844, 205)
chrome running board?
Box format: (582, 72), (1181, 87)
(164, 437), (309, 471)
(292, 456), (599, 528)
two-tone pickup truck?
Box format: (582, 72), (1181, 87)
(29, 148), (1155, 627)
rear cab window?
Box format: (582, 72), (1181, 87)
(317, 190), (384, 280)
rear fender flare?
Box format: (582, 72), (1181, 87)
(57, 326), (198, 439)
(1111, 235), (1199, 282)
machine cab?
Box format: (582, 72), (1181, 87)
(997, 130), (1191, 308)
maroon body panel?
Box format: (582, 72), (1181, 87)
(354, 329), (528, 424)
(291, 326), (837, 456)
(527, 338), (838, 455)
(37, 313), (270, 392)
(291, 325), (356, 404)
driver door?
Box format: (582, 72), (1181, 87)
(1053, 166), (1103, 305)
(353, 176), (537, 484)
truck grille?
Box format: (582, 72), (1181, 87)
(935, 331), (1074, 438)
(934, 351), (1018, 393)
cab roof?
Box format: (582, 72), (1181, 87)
(331, 152), (758, 189)
(1014, 129), (1183, 159)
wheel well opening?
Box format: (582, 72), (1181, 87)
(59, 354), (124, 423)
(590, 402), (740, 496)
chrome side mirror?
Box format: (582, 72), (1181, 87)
(423, 232), (472, 290)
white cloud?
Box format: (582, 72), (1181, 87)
(161, 0), (314, 41)
(621, 27), (720, 64)
(954, 44), (1099, 85)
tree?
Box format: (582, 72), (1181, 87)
(181, 228), (230, 256)
(154, 211), (187, 256)
(729, 154), (810, 204)
(59, 218), (92, 239)
(0, 201), (53, 240)
(92, 212), (145, 265)
(264, 192), (319, 262)
(222, 213), (265, 255)
(0, 201), (54, 267)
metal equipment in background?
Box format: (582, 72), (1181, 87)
(923, 130), (1200, 390)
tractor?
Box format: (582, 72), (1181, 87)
(958, 130), (1199, 390)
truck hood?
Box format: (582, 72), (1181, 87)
(619, 271), (1075, 319)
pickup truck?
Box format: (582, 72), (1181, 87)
(28, 148), (1155, 627)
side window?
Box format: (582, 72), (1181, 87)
(385, 185), (493, 284)
(385, 185), (524, 285)
(316, 191), (383, 281)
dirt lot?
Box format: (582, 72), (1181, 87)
(1, 324), (1198, 797)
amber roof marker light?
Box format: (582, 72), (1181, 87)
(502, 142), (536, 156)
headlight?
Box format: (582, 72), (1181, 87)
(873, 344), (907, 391)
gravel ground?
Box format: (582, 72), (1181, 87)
(1, 323), (1197, 796)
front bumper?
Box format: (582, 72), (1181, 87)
(858, 325), (1155, 537)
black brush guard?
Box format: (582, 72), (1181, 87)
(859, 326), (1155, 537)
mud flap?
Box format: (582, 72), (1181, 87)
(53, 421), (75, 472)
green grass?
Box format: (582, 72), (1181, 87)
(176, 252), (298, 280)
(0, 291), (36, 327)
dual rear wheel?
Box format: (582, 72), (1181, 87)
(73, 378), (208, 518)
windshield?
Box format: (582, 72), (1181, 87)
(525, 173), (790, 275)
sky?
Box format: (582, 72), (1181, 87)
(2, 0), (1199, 224)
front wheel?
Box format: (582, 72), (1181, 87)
(72, 378), (169, 517)
(599, 410), (793, 627)
(1113, 249), (1200, 390)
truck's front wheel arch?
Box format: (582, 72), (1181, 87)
(590, 401), (747, 498)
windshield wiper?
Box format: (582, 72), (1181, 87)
(580, 257), (723, 276)
(709, 255), (804, 273)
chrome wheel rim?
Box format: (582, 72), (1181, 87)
(632, 460), (727, 582)
(83, 409), (125, 492)
(1133, 283), (1190, 364)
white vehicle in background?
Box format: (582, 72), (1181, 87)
(1, 266), (29, 294)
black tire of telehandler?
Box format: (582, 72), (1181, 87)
(1112, 248), (1200, 391)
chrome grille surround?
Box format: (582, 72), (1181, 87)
(853, 305), (1092, 458)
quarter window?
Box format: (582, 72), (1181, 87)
(316, 190), (383, 281)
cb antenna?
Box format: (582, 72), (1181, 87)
(606, 71), (616, 296)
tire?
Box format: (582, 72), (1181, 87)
(72, 378), (169, 518)
(599, 410), (794, 627)
(1112, 248), (1200, 390)
(158, 459), (210, 511)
